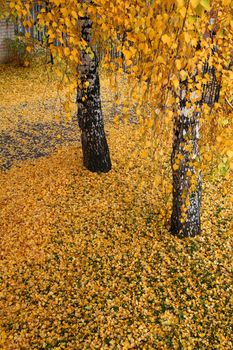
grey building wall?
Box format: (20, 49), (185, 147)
(0, 19), (15, 63)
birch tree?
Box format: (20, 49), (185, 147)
(77, 10), (111, 172)
(171, 82), (202, 237)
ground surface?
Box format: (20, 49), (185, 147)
(0, 64), (232, 349)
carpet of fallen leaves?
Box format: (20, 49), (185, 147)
(0, 64), (232, 350)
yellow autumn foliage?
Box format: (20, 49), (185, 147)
(0, 61), (232, 350)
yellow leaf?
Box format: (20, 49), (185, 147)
(200, 0), (211, 11)
(184, 32), (191, 43)
(154, 175), (161, 185)
(180, 70), (188, 81)
(226, 150), (233, 159)
(190, 0), (200, 8)
(173, 164), (179, 171)
(141, 150), (148, 158)
(71, 10), (78, 19)
(161, 34), (171, 45)
(180, 7), (186, 18)
(176, 59), (182, 70)
(176, 0), (184, 7)
(113, 115), (120, 124)
(64, 47), (70, 56)
(172, 78), (179, 89)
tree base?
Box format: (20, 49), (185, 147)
(170, 219), (201, 238)
(81, 131), (111, 173)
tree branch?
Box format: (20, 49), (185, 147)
(225, 96), (233, 110)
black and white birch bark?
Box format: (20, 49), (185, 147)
(77, 11), (111, 173)
(171, 61), (220, 237)
(171, 84), (202, 237)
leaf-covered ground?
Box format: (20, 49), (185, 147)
(0, 64), (232, 349)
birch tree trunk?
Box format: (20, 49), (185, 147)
(171, 62), (220, 237)
(171, 85), (201, 237)
(77, 13), (111, 173)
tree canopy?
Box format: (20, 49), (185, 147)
(6, 0), (232, 139)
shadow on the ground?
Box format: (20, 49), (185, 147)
(0, 119), (80, 171)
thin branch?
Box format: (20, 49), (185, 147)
(225, 96), (233, 110)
